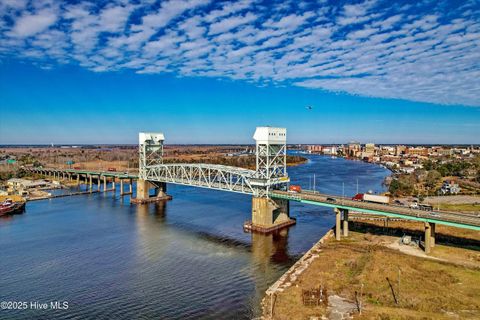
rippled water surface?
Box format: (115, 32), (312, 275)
(0, 154), (389, 319)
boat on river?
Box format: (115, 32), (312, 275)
(0, 197), (26, 217)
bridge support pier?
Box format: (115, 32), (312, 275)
(131, 180), (171, 204)
(424, 222), (432, 254)
(335, 208), (341, 240)
(343, 210), (349, 237)
(431, 222), (436, 248)
(334, 208), (349, 240)
(103, 176), (107, 192)
(245, 197), (295, 233)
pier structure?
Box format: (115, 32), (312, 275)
(34, 169), (131, 194)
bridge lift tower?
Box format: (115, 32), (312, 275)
(249, 127), (294, 231)
(137, 132), (167, 200)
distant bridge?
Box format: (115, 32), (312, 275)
(27, 126), (480, 254)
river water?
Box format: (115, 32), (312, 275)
(0, 154), (390, 319)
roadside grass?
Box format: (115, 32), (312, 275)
(437, 202), (480, 212)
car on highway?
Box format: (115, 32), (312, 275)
(394, 200), (405, 206)
(326, 197), (336, 203)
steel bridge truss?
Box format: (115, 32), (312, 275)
(252, 140), (288, 196)
(139, 133), (164, 180)
(255, 144), (287, 180)
(144, 163), (259, 195)
(139, 128), (289, 197)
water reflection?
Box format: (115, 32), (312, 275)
(251, 230), (290, 266)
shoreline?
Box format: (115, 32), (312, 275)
(261, 228), (335, 319)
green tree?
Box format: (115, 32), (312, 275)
(389, 179), (399, 194)
(389, 174), (416, 196)
(423, 159), (434, 171)
(425, 170), (441, 190)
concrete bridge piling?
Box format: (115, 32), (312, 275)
(424, 222), (436, 254)
(334, 208), (349, 241)
(248, 197), (294, 233)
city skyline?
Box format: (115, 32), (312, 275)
(1, 0), (479, 144)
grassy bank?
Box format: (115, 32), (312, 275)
(263, 220), (480, 319)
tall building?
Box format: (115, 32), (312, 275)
(348, 142), (361, 157)
(395, 145), (406, 156)
(365, 143), (375, 154)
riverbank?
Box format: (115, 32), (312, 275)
(261, 219), (480, 319)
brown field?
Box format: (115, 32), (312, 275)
(263, 220), (480, 320)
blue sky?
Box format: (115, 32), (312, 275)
(0, 0), (479, 144)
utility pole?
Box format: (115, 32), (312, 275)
(360, 283), (364, 314)
(397, 267), (401, 304)
(356, 178), (359, 194)
(313, 173), (316, 193)
(342, 182), (345, 204)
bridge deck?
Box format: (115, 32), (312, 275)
(270, 190), (480, 231)
(29, 167), (480, 231)
(29, 168), (139, 179)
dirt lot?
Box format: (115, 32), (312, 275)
(262, 220), (480, 320)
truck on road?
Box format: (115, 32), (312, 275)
(352, 193), (390, 204)
(410, 202), (433, 211)
(289, 185), (302, 193)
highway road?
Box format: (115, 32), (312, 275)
(271, 190), (480, 229)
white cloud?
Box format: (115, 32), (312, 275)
(98, 5), (132, 33)
(0, 0), (479, 106)
(209, 12), (257, 35)
(10, 9), (57, 37)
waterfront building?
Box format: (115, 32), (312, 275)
(307, 145), (323, 153)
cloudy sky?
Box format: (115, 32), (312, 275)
(0, 0), (479, 144)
